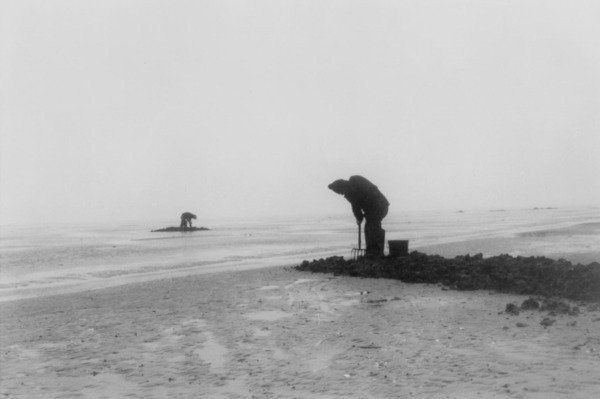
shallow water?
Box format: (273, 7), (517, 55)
(1, 207), (598, 301)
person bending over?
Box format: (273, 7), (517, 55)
(328, 175), (389, 257)
(180, 212), (197, 229)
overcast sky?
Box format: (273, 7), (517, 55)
(1, 0), (599, 225)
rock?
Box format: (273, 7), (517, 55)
(152, 226), (209, 232)
(521, 298), (540, 310)
(588, 303), (600, 312)
(505, 303), (520, 316)
(540, 318), (556, 328)
(541, 299), (572, 314)
(569, 306), (580, 316)
(516, 322), (528, 328)
(365, 299), (387, 304)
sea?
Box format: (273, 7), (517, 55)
(1, 207), (599, 302)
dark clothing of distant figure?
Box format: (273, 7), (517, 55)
(180, 212), (197, 229)
(328, 175), (389, 257)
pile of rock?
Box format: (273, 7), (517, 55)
(151, 226), (209, 232)
(504, 297), (581, 316)
(295, 252), (600, 302)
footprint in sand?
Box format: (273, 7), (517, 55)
(194, 330), (228, 374)
(258, 285), (280, 291)
(263, 295), (283, 301)
(252, 327), (271, 338)
(305, 352), (335, 372)
(156, 318), (229, 375)
(245, 310), (291, 321)
(284, 279), (315, 290)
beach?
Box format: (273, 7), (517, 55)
(2, 265), (600, 398)
(1, 209), (599, 397)
(4, 0), (600, 396)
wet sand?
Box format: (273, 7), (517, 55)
(1, 266), (600, 398)
(416, 221), (600, 265)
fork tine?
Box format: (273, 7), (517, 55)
(351, 248), (365, 260)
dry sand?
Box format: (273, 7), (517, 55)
(1, 266), (600, 398)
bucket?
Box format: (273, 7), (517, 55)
(388, 240), (409, 257)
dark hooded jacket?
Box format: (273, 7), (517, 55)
(341, 176), (389, 223)
(181, 212), (196, 221)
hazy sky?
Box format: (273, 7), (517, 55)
(1, 0), (599, 225)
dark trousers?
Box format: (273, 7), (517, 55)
(364, 207), (388, 257)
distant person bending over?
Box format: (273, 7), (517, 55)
(328, 176), (389, 257)
(180, 212), (197, 229)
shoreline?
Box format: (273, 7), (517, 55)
(0, 250), (338, 304)
(2, 237), (598, 305)
(2, 215), (598, 304)
(2, 265), (600, 398)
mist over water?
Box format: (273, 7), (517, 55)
(1, 207), (598, 302)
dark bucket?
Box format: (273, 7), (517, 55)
(388, 240), (409, 257)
